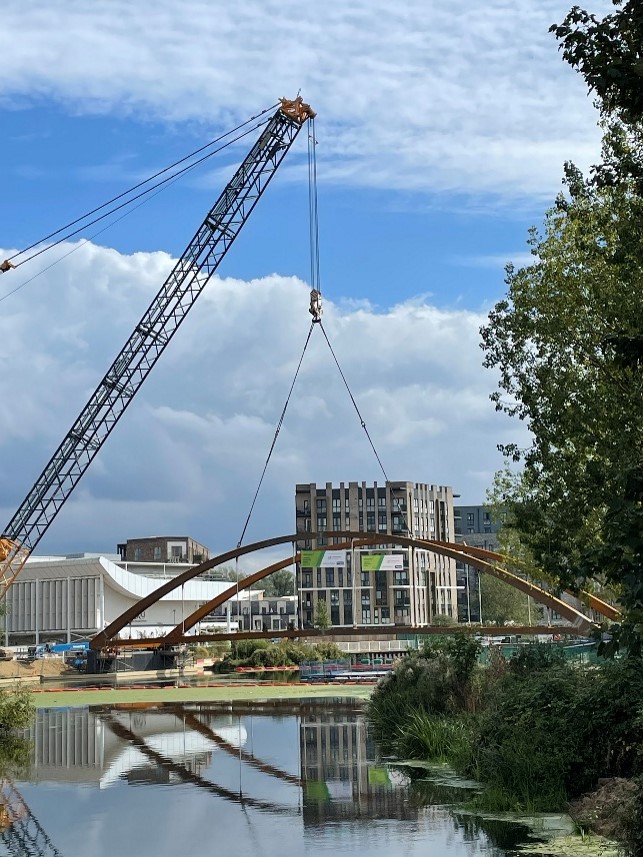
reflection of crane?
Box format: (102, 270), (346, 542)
(0, 95), (315, 598)
(0, 778), (63, 857)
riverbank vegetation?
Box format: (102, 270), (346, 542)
(367, 638), (643, 852)
(213, 638), (344, 672)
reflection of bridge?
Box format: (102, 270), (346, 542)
(90, 531), (620, 652)
(22, 700), (410, 825)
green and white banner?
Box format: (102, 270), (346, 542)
(360, 553), (405, 571)
(300, 550), (346, 568)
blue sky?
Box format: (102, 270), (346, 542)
(0, 0), (605, 560)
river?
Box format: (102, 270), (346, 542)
(0, 698), (565, 856)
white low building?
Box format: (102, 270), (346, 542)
(4, 553), (231, 646)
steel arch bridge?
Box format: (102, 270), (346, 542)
(90, 531), (620, 651)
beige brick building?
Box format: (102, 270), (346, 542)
(295, 481), (457, 629)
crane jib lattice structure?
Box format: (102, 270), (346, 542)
(0, 96), (315, 598)
(90, 531), (621, 652)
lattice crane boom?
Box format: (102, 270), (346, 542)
(0, 97), (315, 597)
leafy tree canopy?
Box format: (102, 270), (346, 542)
(263, 569), (295, 598)
(480, 131), (643, 622)
(552, 2), (643, 123)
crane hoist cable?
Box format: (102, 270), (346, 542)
(1, 103), (279, 274)
(236, 321), (316, 550)
(235, 105), (409, 546)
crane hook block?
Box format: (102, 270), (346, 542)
(309, 288), (322, 322)
(279, 96), (316, 124)
(0, 260), (15, 273)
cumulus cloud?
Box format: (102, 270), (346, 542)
(0, 0), (608, 202)
(0, 242), (528, 560)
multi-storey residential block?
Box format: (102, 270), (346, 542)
(295, 481), (457, 629)
(116, 536), (210, 565)
(454, 504), (500, 623)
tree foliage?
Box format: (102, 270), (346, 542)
(480, 574), (539, 627)
(551, 2), (643, 123)
(480, 138), (643, 616)
(314, 599), (331, 631)
(263, 569), (295, 598)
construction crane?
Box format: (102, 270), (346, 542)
(0, 778), (63, 857)
(0, 96), (316, 598)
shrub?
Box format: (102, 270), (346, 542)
(0, 688), (34, 731)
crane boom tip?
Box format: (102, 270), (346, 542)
(279, 96), (316, 123)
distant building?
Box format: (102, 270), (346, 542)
(454, 504), (501, 623)
(4, 536), (222, 646)
(295, 481), (457, 629)
(210, 590), (297, 632)
(116, 536), (210, 565)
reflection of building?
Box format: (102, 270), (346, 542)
(25, 707), (244, 787)
(299, 709), (414, 824)
(454, 504), (500, 623)
(295, 481), (457, 628)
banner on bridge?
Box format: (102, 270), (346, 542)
(300, 550), (346, 568)
(360, 553), (405, 571)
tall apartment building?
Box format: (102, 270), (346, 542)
(295, 481), (457, 629)
(453, 504), (500, 623)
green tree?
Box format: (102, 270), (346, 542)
(480, 574), (540, 627)
(480, 138), (643, 625)
(551, 2), (643, 123)
(263, 569), (295, 598)
(314, 599), (331, 631)
(0, 687), (34, 731)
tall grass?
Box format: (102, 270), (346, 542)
(397, 710), (474, 767)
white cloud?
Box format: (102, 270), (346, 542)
(0, 242), (528, 559)
(0, 0), (608, 202)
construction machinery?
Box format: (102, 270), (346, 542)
(0, 96), (315, 598)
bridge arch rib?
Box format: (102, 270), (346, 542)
(92, 532), (619, 649)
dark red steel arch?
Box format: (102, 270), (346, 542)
(92, 531), (616, 649)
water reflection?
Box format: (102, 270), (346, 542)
(0, 700), (530, 857)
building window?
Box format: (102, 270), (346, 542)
(366, 497), (375, 511)
(302, 571), (312, 587)
(134, 547), (142, 561)
(366, 513), (375, 531)
(303, 499), (309, 511)
(316, 569), (322, 587)
(361, 571), (370, 586)
(338, 569), (344, 587)
(378, 496), (386, 508)
(317, 498), (326, 512)
(332, 498), (341, 512)
(326, 568), (334, 587)
(467, 513), (475, 524)
(317, 516), (327, 531)
(345, 497), (350, 512)
(333, 515), (341, 530)
(153, 546), (161, 560)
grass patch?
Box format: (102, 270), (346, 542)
(32, 683), (373, 709)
